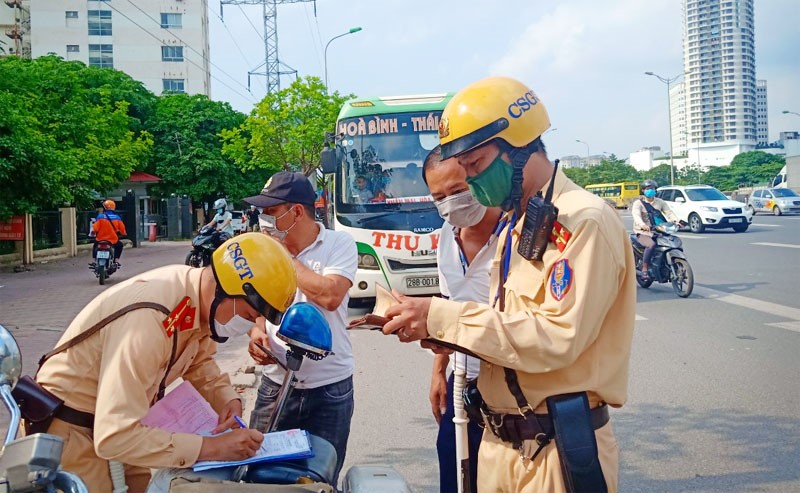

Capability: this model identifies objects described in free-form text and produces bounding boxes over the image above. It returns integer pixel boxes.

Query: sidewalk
[0,241,261,420]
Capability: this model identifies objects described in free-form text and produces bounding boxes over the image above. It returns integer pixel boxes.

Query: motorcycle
[185,226,231,268]
[155,303,410,493]
[0,324,89,493]
[90,240,119,285]
[630,221,694,298]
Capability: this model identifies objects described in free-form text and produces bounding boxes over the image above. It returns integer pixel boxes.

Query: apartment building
[28,0,210,96]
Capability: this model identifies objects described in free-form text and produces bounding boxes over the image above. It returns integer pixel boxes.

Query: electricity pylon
[220,0,315,94]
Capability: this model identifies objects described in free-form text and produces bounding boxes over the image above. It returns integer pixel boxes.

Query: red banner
[0,215,25,241]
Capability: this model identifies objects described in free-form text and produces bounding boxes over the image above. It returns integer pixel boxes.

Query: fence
[31,211,63,251]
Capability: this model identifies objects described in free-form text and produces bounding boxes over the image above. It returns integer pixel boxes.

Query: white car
[656,185,753,233]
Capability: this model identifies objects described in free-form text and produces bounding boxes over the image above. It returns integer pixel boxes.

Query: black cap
[244,171,316,208]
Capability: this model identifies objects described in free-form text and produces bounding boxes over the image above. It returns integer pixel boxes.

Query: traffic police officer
[383,77,636,492]
[35,233,297,492]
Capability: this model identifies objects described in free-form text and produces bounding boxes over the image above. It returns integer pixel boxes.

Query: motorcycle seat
[245,434,337,486]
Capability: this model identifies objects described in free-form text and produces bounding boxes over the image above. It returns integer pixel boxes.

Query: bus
[320,94,452,305]
[585,182,641,208]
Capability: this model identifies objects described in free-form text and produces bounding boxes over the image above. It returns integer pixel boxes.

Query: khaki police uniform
[428,168,636,492]
[36,265,240,493]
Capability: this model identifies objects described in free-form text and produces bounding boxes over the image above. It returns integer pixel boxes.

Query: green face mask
[465,152,514,207]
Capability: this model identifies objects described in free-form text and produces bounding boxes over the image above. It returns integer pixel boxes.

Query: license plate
[729,218,743,223]
[405,276,439,288]
[96,251,111,259]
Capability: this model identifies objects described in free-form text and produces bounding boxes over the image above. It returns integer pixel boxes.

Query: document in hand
[192,429,314,471]
[346,284,484,360]
[141,381,218,434]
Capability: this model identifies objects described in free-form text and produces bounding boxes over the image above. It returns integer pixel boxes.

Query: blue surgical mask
[643,189,656,198]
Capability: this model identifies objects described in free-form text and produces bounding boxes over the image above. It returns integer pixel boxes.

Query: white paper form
[193,429,313,471]
[141,381,219,434]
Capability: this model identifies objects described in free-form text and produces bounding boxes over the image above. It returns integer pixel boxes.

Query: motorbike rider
[91,199,127,265]
[205,198,234,236]
[631,179,680,281]
[34,233,297,492]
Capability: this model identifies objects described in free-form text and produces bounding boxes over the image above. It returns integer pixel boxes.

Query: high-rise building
[670,82,688,156]
[756,79,769,145]
[26,0,210,96]
[681,0,757,154]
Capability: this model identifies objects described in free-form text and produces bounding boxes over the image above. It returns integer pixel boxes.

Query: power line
[209,5,268,96]
[115,0,255,100]
[236,3,264,40]
[303,3,323,75]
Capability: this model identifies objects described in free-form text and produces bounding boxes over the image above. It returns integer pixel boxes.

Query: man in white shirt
[423,146,501,492]
[244,172,358,486]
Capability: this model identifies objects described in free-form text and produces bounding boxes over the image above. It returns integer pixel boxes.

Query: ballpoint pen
[234,415,248,429]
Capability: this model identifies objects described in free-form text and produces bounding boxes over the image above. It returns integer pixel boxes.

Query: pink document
[141,381,219,434]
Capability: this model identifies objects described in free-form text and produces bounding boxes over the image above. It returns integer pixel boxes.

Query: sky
[206,0,800,161]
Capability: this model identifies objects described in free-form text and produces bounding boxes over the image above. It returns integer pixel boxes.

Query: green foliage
[564,155,641,187]
[222,76,352,177]
[144,93,268,203]
[641,163,673,188]
[0,55,153,218]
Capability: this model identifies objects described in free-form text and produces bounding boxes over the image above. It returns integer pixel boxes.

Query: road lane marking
[765,321,800,334]
[635,314,647,321]
[693,285,800,326]
[752,223,781,227]
[750,242,800,249]
[677,234,710,239]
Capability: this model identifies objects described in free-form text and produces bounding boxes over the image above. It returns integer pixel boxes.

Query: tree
[222,76,352,177]
[145,93,269,203]
[0,56,153,218]
[641,163,672,188]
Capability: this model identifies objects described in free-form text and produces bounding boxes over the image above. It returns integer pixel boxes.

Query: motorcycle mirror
[0,324,22,389]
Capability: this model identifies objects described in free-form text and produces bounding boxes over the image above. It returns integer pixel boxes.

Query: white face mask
[214,299,254,339]
[259,209,297,242]
[434,190,487,228]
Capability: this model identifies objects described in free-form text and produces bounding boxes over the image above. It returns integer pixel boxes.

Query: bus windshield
[337,112,440,213]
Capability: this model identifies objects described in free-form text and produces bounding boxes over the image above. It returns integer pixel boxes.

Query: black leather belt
[483,404,609,446]
[56,405,95,429]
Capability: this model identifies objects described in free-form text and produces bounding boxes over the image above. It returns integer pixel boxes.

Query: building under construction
[1,0,30,58]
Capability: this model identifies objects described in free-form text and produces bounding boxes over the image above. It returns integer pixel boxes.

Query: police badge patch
[549,259,573,301]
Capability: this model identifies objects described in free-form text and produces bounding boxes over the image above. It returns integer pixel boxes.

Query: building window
[88,10,112,35]
[163,79,185,94]
[66,11,79,18]
[160,13,182,29]
[66,44,80,52]
[161,46,184,62]
[88,44,113,67]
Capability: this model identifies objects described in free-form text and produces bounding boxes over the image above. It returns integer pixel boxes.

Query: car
[747,188,800,216]
[656,185,753,233]
[229,210,248,234]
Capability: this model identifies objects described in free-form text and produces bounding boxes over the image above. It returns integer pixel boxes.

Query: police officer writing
[383,77,635,492]
[33,233,297,492]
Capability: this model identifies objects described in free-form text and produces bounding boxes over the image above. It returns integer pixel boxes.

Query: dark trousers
[437,373,483,493]
[250,375,354,488]
[637,234,656,265]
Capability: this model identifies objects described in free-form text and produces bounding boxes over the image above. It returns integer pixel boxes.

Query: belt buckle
[517,404,533,419]
[480,408,505,437]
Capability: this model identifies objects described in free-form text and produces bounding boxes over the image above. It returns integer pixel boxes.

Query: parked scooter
[90,240,119,285]
[159,303,410,493]
[630,221,694,298]
[185,226,231,267]
[0,324,89,493]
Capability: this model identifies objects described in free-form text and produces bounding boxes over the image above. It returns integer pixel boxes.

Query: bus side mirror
[320,146,338,174]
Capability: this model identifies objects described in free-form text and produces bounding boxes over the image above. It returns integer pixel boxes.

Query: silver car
[747,188,800,216]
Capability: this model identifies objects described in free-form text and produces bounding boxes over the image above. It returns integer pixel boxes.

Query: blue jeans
[250,375,354,487]
[437,374,483,493]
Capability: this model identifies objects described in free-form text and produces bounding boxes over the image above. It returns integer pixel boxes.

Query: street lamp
[544,127,558,135]
[645,71,687,186]
[324,27,363,88]
[783,110,800,117]
[576,139,590,156]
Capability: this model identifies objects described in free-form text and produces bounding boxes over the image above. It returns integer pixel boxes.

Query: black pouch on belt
[546,392,608,493]
[11,375,64,436]
[462,378,485,426]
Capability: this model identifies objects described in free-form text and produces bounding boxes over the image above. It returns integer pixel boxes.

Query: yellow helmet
[439,77,550,160]
[211,232,297,326]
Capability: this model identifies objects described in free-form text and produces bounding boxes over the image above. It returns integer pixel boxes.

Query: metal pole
[666,80,675,185]
[324,27,362,88]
